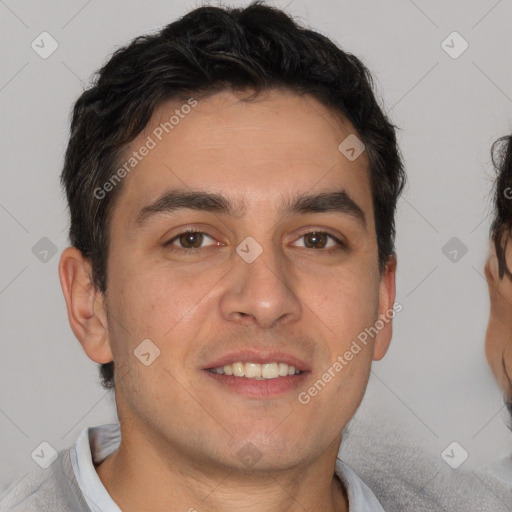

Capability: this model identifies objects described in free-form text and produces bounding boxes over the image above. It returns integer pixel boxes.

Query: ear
[58,246,112,364]
[485,240,499,299]
[373,255,397,361]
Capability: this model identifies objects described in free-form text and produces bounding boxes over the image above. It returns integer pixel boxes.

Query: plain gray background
[1,0,512,493]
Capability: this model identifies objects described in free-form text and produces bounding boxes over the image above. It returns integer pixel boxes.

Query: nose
[219,241,302,329]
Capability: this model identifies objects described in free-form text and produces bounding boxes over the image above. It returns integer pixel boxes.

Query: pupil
[306,232,325,249]
[182,232,202,248]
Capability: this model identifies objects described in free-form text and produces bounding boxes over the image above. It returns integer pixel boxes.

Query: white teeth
[278,363,289,377]
[244,362,261,378]
[232,362,244,377]
[209,361,303,379]
[261,363,279,379]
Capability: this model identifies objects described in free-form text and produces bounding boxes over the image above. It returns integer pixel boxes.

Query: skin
[485,238,512,396]
[59,89,396,512]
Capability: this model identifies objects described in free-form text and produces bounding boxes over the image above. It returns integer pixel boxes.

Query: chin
[226,431,311,466]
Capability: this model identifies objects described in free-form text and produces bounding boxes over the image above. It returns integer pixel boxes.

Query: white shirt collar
[70,424,122,512]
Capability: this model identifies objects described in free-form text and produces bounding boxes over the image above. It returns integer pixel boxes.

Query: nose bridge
[238,235,283,289]
[219,233,302,329]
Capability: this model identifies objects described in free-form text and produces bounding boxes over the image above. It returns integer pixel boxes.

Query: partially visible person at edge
[484,133,512,489]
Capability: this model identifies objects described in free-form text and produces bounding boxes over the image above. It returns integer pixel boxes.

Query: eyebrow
[134,189,366,229]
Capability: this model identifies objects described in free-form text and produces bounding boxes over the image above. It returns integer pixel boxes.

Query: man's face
[485,239,512,396]
[87,89,395,471]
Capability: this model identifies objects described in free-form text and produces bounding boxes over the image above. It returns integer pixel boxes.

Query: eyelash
[164,229,347,254]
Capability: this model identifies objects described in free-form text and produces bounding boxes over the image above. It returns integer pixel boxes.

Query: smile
[208,362,302,379]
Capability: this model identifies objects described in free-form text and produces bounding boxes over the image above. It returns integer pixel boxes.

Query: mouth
[207,361,303,380]
[203,350,310,398]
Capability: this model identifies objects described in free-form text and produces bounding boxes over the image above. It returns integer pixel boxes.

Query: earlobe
[58,247,113,364]
[373,256,397,361]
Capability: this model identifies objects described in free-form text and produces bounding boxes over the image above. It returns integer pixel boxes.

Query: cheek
[110,257,219,324]
[105,260,228,371]
[311,269,380,341]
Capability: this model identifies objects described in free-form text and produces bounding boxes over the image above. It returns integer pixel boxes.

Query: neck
[95,427,348,512]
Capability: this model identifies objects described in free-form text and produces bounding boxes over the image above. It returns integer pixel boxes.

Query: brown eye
[166,231,216,251]
[179,232,204,248]
[304,232,328,249]
[294,231,345,250]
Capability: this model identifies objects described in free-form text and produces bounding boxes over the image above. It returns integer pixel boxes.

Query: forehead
[112,89,373,226]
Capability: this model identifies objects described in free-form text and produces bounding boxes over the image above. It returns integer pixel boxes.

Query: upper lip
[204,348,311,372]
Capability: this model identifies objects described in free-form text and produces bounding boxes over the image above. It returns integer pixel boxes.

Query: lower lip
[203,370,309,398]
